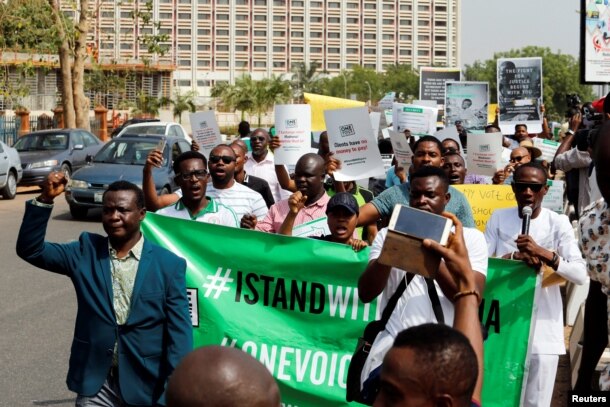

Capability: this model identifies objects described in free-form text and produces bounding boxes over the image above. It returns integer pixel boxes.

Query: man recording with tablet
[356,166,488,403]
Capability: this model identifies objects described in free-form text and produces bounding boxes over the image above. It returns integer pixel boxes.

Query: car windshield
[125,125,166,135]
[13,133,69,151]
[93,139,162,165]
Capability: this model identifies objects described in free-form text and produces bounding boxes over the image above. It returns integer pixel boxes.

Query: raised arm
[278,191,307,236]
[143,149,180,211]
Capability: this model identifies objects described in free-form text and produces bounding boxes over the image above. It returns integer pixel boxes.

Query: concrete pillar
[94,104,109,141]
[15,108,30,136]
[53,105,65,129]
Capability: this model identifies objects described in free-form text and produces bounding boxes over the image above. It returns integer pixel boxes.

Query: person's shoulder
[463,227,485,244]
[448,185,468,199]
[247,174,270,187]
[143,239,185,265]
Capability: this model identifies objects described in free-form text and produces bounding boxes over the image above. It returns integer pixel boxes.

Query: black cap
[326,192,359,215]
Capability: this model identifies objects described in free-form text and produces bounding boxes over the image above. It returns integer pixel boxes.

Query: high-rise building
[89,0,460,103]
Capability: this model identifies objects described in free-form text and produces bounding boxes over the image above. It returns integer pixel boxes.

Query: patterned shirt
[156,197,238,227]
[109,235,144,366]
[578,199,610,391]
[256,192,331,236]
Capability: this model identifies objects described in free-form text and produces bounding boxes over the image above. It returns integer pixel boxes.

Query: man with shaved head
[251,153,330,236]
[492,146,531,184]
[166,346,280,407]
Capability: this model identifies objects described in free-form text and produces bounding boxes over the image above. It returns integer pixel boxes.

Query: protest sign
[466,133,503,177]
[392,103,438,136]
[481,258,539,407]
[378,92,395,110]
[419,67,461,105]
[582,1,610,83]
[453,184,517,232]
[141,214,537,407]
[383,109,393,127]
[532,138,560,162]
[542,180,565,214]
[445,81,489,132]
[274,105,312,165]
[189,111,222,157]
[304,93,366,131]
[369,111,381,139]
[388,130,413,168]
[497,57,543,134]
[433,127,464,154]
[325,107,385,181]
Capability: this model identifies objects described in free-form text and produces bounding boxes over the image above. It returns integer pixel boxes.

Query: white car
[116,121,192,143]
[0,140,23,199]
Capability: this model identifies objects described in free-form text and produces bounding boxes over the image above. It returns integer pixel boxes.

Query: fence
[0,115,102,146]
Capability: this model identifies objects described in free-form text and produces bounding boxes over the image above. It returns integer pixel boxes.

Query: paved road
[0,188,104,406]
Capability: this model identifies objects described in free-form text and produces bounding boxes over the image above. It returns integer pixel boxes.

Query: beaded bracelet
[453,290,481,303]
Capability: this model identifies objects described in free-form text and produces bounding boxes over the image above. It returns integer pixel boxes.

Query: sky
[461,0,581,66]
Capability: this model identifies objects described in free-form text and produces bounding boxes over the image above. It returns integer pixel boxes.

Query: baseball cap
[326,192,359,215]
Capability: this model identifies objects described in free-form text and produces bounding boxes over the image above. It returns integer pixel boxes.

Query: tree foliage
[464,46,595,121]
[170,90,197,124]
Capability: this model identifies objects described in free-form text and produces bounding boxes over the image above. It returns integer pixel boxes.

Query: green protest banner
[480,258,539,407]
[142,214,538,407]
[142,213,374,406]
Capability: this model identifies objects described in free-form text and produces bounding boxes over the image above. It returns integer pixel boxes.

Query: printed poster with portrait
[497,57,543,135]
[444,81,489,132]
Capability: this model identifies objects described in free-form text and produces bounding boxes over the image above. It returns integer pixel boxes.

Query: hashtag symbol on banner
[202,267,233,299]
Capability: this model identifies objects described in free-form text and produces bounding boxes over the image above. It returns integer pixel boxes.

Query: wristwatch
[566,129,575,136]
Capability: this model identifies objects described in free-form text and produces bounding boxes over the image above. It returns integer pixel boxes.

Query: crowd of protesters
[15,90,610,407]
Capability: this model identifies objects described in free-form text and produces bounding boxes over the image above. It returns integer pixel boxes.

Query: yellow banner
[304,93,366,131]
[453,184,516,232]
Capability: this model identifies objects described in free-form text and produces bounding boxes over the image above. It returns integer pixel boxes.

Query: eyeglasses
[512,182,545,192]
[509,155,529,163]
[250,136,266,142]
[209,155,236,164]
[177,169,208,181]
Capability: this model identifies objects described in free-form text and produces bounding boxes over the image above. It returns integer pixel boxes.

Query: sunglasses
[250,136,266,142]
[512,182,545,192]
[509,155,529,163]
[178,169,208,181]
[209,155,236,164]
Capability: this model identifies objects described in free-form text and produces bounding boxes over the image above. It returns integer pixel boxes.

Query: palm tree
[290,61,324,102]
[211,74,255,121]
[131,92,170,118]
[171,90,197,123]
[252,75,291,126]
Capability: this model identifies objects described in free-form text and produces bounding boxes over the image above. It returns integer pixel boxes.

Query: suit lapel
[129,239,152,312]
[98,237,116,319]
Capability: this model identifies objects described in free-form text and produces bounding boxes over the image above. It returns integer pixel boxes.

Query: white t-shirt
[176,181,268,221]
[245,151,291,203]
[361,226,488,386]
[484,207,587,355]
[156,197,238,227]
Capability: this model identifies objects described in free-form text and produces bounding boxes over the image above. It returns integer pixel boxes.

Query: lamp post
[365,81,372,106]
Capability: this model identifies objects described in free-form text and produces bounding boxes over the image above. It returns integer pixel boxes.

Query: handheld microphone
[521,206,532,235]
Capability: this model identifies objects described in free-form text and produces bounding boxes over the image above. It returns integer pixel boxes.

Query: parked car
[116,121,192,143]
[0,140,23,199]
[110,117,160,138]
[13,129,104,187]
[65,135,192,218]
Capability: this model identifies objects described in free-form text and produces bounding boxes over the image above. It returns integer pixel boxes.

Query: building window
[364,33,376,39]
[178,13,191,19]
[329,2,340,8]
[178,44,191,51]
[254,15,267,21]
[382,49,394,55]
[179,60,191,67]
[382,19,394,25]
[346,47,358,54]
[197,60,211,67]
[236,45,248,52]
[198,29,210,35]
[254,30,266,36]
[364,18,375,24]
[435,21,447,27]
[178,29,191,35]
[399,49,412,56]
[198,44,211,51]
[364,3,375,10]
[273,61,286,68]
[382,34,394,40]
[418,5,430,12]
[217,14,229,21]
[121,11,132,18]
[418,20,430,26]
[236,61,248,68]
[346,18,358,24]
[400,34,412,41]
[120,43,133,50]
[364,48,376,55]
[417,50,429,56]
[435,50,447,56]
[254,61,267,67]
[292,1,304,6]
[291,31,304,38]
[236,14,248,21]
[253,45,267,52]
[435,6,447,12]
[216,29,229,36]
[383,4,394,10]
[328,47,340,54]
[327,63,340,69]
[274,31,285,37]
[273,15,286,22]
[217,60,229,67]
[346,32,358,39]
[254,0,267,5]
[159,12,172,19]
[177,80,191,87]
[418,35,430,41]
[400,4,412,11]
[311,16,322,23]
[400,19,412,26]
[236,30,248,36]
[198,13,210,19]
[197,80,211,87]
[291,16,304,22]
[216,44,229,51]
[291,46,304,52]
[310,31,322,38]
[435,35,447,41]
[273,46,285,52]
[310,46,322,53]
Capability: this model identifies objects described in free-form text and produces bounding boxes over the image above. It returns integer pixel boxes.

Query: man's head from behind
[409,166,450,215]
[374,324,478,407]
[412,136,444,171]
[173,151,209,205]
[238,121,251,138]
[102,181,146,244]
[167,346,280,407]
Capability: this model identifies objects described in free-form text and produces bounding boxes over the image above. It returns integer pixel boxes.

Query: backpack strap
[378,273,413,326]
[424,277,445,325]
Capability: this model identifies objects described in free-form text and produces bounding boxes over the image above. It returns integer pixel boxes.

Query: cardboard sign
[533,138,560,162]
[325,107,385,181]
[189,111,222,157]
[392,103,438,136]
[273,105,312,165]
[466,133,503,177]
[453,184,517,232]
[542,180,565,214]
[388,130,413,168]
[445,81,489,132]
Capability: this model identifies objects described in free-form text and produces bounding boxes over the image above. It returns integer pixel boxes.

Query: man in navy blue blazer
[16,173,192,406]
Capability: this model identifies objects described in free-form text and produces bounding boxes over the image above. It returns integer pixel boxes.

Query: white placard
[388,130,413,169]
[189,111,222,157]
[465,133,503,177]
[542,180,565,214]
[273,104,312,165]
[433,127,463,154]
[532,138,561,162]
[393,103,438,136]
[369,112,381,139]
[325,107,386,181]
[378,92,395,110]
[383,109,393,127]
[381,128,391,139]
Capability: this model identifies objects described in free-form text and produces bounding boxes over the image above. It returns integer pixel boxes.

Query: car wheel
[69,205,88,219]
[1,171,17,199]
[61,163,71,179]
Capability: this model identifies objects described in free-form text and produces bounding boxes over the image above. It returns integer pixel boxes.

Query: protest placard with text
[445,81,489,132]
[466,133,503,177]
[189,111,222,157]
[388,130,413,168]
[533,138,560,162]
[274,104,312,165]
[304,93,365,131]
[453,184,517,232]
[325,107,385,181]
[392,103,438,136]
